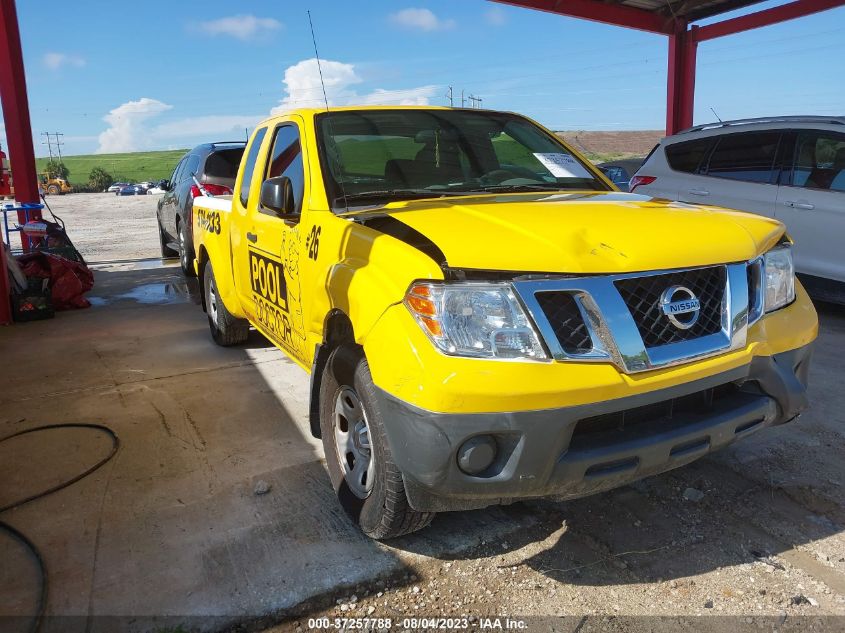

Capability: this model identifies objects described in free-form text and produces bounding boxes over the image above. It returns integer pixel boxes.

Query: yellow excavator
[39,173,73,195]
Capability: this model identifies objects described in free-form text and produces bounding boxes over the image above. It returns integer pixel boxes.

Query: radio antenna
[308,11,330,112]
[307,10,349,213]
[710,107,723,123]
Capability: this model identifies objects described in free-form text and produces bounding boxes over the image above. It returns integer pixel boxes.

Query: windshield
[315,109,608,210]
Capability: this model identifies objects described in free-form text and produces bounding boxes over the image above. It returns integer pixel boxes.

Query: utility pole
[451,88,483,109]
[41,132,54,161]
[52,132,64,162]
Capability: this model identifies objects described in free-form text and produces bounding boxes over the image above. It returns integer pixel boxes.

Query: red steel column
[0,234,9,324]
[0,0,41,217]
[0,0,39,323]
[666,24,698,135]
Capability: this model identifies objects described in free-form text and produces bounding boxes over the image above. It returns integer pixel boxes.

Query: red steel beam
[492,0,678,34]
[0,0,41,323]
[666,25,698,135]
[695,0,845,41]
[0,0,40,212]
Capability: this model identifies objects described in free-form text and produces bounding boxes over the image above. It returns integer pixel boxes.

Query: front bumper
[375,345,812,513]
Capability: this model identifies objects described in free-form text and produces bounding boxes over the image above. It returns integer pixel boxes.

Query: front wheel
[46,184,60,195]
[178,219,196,277]
[320,346,435,539]
[203,263,248,346]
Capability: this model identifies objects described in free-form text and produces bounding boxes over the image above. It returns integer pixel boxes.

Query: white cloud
[96,98,172,154]
[153,114,263,140]
[93,58,439,154]
[43,52,86,70]
[195,14,282,40]
[389,8,455,32]
[272,58,361,112]
[357,87,439,106]
[271,58,438,113]
[484,7,507,26]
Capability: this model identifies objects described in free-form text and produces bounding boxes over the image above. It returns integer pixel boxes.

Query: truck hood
[356,192,785,274]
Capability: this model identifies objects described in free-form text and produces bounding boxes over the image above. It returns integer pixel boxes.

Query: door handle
[246,232,258,243]
[688,189,709,196]
[784,201,814,210]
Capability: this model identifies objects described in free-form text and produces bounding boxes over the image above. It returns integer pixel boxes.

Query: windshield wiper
[462,183,583,193]
[338,189,463,205]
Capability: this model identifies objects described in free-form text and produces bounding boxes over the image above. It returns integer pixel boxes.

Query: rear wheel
[320,346,435,539]
[178,219,197,277]
[203,263,248,346]
[158,221,178,258]
[46,184,59,195]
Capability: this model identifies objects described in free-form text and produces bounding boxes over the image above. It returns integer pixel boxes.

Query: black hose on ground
[0,423,120,633]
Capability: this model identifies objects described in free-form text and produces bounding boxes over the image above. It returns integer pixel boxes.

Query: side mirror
[259,176,297,218]
[160,180,170,191]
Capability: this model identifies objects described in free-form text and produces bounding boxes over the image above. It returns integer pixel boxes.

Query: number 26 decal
[306,225,321,260]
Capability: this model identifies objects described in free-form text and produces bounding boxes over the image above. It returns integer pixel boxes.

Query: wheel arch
[197,245,209,312]
[309,309,356,439]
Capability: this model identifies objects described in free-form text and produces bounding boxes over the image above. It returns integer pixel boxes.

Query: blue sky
[4,0,844,157]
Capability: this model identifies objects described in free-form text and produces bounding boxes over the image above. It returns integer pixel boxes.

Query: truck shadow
[0,263,406,632]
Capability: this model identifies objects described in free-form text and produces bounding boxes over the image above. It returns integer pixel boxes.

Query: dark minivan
[157,142,246,275]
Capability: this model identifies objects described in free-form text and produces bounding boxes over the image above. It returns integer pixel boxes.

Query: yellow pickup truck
[192,106,817,539]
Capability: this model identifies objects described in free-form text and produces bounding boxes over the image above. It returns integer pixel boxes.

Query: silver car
[632,116,845,301]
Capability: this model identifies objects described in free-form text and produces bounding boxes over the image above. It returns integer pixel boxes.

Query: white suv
[631,116,845,298]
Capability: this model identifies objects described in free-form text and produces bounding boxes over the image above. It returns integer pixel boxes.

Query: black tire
[203,263,249,346]
[46,184,59,195]
[320,346,435,539]
[178,219,196,277]
[158,221,178,258]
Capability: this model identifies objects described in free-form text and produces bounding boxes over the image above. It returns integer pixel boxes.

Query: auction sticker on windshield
[533,153,592,179]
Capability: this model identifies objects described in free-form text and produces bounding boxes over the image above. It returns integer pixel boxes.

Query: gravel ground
[16,192,845,632]
[37,191,162,262]
[253,303,845,633]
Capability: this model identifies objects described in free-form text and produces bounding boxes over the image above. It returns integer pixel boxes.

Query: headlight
[763,244,795,313]
[404,282,547,360]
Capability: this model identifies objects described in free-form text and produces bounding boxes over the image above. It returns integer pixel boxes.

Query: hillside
[35,149,188,186]
[31,131,664,188]
[555,130,663,162]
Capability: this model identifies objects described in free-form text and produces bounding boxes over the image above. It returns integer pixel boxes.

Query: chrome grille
[513,262,749,374]
[535,292,592,354]
[614,266,726,348]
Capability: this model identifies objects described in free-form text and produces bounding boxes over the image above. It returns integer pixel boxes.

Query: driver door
[243,119,310,364]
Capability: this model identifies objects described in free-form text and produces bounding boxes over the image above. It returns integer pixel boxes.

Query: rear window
[204,148,245,180]
[665,138,712,174]
[704,132,781,184]
[183,155,200,182]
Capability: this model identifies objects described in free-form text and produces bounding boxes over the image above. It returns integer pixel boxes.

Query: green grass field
[35,149,188,187]
[33,137,611,193]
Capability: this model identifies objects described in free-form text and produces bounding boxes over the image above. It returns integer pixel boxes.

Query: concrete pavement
[0,261,538,632]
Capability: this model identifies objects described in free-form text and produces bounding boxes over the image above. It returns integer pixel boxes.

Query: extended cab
[192,107,818,539]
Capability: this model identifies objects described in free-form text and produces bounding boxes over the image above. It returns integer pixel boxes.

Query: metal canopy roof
[494,0,845,36]
[615,0,766,23]
[493,0,845,135]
